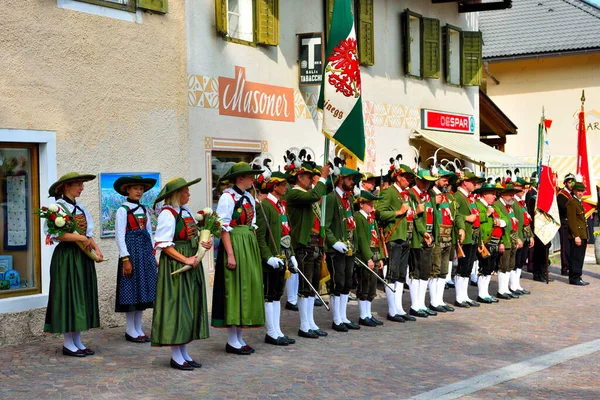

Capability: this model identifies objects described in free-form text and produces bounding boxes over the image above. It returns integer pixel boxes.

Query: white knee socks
[72,331,86,350]
[509,270,518,292]
[273,301,284,337]
[367,301,373,319]
[408,279,419,311]
[63,332,78,352]
[286,274,299,305]
[517,268,525,290]
[298,297,311,332]
[394,281,407,315]
[180,344,193,362]
[307,296,319,331]
[171,346,185,364]
[429,279,438,307]
[134,311,145,337]
[437,277,447,305]
[264,302,278,339]
[236,327,246,347]
[359,300,369,319]
[340,294,351,324]
[477,275,488,299]
[126,311,138,338]
[385,285,397,316]
[227,327,242,349]
[331,296,342,325]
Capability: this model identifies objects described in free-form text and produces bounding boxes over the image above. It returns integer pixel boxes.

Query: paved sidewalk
[1,248,599,399]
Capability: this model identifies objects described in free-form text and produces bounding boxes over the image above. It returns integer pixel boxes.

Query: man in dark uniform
[527,177,554,282]
[567,181,590,286]
[557,173,575,276]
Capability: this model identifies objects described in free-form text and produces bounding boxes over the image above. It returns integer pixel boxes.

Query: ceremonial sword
[354,257,396,293]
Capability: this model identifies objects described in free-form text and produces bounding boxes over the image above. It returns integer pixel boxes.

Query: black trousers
[478,243,499,276]
[295,245,322,298]
[516,245,528,270]
[531,235,550,277]
[263,266,286,302]
[456,244,475,277]
[559,224,571,273]
[326,252,354,296]
[387,238,410,283]
[356,259,377,301]
[409,246,433,280]
[568,239,587,282]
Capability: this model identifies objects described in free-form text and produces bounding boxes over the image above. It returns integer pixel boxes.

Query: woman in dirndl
[212,162,265,355]
[113,176,158,343]
[151,177,211,371]
[44,172,104,357]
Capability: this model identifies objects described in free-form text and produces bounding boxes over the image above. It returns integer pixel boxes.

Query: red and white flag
[535,115,560,245]
[576,98,597,218]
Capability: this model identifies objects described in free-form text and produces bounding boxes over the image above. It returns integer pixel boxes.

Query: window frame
[74,0,136,12]
[402,9,423,79]
[461,30,483,87]
[356,0,375,66]
[444,23,463,87]
[0,142,41,300]
[216,0,279,48]
[421,17,440,79]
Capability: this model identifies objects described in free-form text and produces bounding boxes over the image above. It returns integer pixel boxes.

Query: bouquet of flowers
[171,208,222,276]
[36,204,104,262]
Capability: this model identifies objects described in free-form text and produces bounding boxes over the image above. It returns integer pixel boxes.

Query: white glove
[267,257,284,269]
[332,241,348,254]
[290,256,298,269]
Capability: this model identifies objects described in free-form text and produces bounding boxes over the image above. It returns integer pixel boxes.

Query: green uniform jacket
[566,198,589,240]
[514,199,533,240]
[353,211,382,263]
[454,189,477,245]
[446,192,465,244]
[378,185,414,242]
[256,198,294,264]
[428,190,440,245]
[286,181,327,249]
[407,188,428,248]
[476,200,493,243]
[493,200,513,248]
[325,189,354,252]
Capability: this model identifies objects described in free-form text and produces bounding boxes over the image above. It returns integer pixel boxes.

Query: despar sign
[298,32,323,86]
[421,109,475,134]
[219,66,295,122]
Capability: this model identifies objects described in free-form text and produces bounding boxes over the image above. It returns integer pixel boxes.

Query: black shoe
[445,281,455,289]
[532,275,544,282]
[399,314,417,321]
[424,308,438,316]
[507,292,519,299]
[344,321,361,330]
[561,270,569,276]
[81,348,95,355]
[285,301,299,311]
[348,294,357,301]
[226,343,252,355]
[62,347,86,357]
[466,300,480,307]
[429,305,447,313]
[170,359,194,370]
[313,328,328,337]
[570,279,589,286]
[283,335,296,344]
[125,333,145,343]
[369,316,384,325]
[265,334,289,346]
[314,298,328,307]
[470,280,478,287]
[510,289,524,295]
[496,292,511,300]
[185,359,202,368]
[441,304,455,312]
[242,345,255,353]
[298,329,319,339]
[476,296,494,304]
[519,289,531,295]
[387,314,406,323]
[454,301,470,308]
[489,296,499,303]
[143,335,151,343]
[359,317,376,327]
[409,308,428,318]
[332,322,349,332]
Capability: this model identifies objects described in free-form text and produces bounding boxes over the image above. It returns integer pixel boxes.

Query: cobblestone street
[2,249,599,399]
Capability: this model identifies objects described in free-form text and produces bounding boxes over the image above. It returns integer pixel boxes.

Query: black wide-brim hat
[48,172,96,197]
[113,175,157,196]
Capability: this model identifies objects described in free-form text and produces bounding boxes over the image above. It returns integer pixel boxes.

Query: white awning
[410,129,535,175]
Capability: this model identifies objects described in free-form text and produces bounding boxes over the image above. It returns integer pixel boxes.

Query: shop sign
[421,109,475,134]
[219,66,295,122]
[298,32,324,86]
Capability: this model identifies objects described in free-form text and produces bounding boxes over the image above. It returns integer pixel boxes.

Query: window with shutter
[461,31,482,86]
[256,0,279,46]
[443,24,462,86]
[421,18,440,79]
[74,0,136,12]
[357,0,374,66]
[226,0,255,44]
[402,9,422,78]
[216,0,228,36]
[137,0,167,13]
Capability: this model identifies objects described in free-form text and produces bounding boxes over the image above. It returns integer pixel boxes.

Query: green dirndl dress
[151,209,209,346]
[44,213,100,333]
[211,195,265,328]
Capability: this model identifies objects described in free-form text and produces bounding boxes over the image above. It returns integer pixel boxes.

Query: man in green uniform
[494,184,522,299]
[511,179,533,295]
[325,166,362,332]
[286,162,331,338]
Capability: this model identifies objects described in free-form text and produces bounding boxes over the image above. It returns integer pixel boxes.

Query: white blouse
[216,187,257,232]
[45,198,94,239]
[114,201,155,258]
[154,205,195,249]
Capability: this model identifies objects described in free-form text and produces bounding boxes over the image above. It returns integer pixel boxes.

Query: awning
[410,129,536,175]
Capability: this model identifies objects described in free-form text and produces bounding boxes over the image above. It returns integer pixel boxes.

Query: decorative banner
[99,172,161,238]
[421,109,475,134]
[219,66,295,122]
[576,93,597,218]
[298,32,324,86]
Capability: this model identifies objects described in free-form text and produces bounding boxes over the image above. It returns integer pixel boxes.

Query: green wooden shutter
[357,0,374,66]
[137,0,167,14]
[461,31,482,86]
[422,18,440,79]
[215,0,228,36]
[326,0,335,41]
[402,10,411,75]
[256,0,279,46]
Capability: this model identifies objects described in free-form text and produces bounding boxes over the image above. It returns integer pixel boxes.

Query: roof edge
[484,47,600,62]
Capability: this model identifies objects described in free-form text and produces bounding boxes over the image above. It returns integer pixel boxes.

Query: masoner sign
[421,109,475,134]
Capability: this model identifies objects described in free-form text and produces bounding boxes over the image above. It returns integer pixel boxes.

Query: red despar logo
[219,66,295,122]
[423,110,474,133]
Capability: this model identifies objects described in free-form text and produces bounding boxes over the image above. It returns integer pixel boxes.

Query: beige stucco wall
[486,54,600,158]
[0,0,188,346]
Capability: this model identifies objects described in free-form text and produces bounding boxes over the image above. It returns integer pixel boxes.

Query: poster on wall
[3,175,29,251]
[99,172,161,238]
[298,32,324,87]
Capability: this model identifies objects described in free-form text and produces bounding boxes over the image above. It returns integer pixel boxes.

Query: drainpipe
[484,61,500,85]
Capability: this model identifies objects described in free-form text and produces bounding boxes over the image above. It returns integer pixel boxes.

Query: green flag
[318,0,365,161]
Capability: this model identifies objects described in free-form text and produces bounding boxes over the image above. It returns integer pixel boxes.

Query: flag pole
[536,107,544,179]
[320,138,330,238]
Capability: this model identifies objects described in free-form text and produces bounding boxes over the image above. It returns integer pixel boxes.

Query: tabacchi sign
[421,109,475,134]
[219,66,295,122]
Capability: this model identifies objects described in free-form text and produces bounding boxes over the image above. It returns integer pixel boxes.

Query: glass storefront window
[0,143,40,298]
